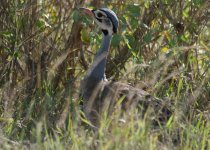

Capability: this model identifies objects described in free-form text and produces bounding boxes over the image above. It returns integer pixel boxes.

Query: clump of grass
[0,0,209,149]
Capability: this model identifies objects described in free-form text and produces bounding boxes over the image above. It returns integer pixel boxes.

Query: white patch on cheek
[93,18,114,35]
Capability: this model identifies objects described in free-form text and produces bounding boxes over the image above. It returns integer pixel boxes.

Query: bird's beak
[79,7,93,17]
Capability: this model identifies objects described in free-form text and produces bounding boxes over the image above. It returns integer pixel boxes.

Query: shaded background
[0,0,209,146]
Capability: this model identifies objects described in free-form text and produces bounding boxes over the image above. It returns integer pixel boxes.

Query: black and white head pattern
[92,8,119,35]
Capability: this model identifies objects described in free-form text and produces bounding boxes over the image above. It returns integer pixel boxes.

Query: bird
[79,7,172,127]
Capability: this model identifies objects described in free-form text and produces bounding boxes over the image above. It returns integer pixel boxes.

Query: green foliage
[0,0,209,149]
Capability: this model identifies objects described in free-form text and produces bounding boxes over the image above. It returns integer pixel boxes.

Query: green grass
[0,0,209,149]
[0,104,209,149]
[0,74,209,149]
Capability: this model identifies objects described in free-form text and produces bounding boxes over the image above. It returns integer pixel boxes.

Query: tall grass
[0,0,209,149]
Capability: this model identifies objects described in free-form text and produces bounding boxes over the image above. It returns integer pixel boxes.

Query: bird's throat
[87,34,112,80]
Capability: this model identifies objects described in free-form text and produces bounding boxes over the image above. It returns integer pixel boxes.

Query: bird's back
[81,79,172,127]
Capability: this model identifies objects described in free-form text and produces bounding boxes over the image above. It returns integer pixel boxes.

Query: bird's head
[80,7,119,36]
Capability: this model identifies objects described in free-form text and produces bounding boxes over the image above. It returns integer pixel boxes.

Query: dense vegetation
[0,0,209,149]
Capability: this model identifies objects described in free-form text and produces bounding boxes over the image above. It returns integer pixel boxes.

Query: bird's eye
[97,12,103,18]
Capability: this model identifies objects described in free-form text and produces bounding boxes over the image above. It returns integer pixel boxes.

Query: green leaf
[125,34,135,47]
[120,16,127,31]
[168,39,177,47]
[166,115,174,128]
[130,18,139,29]
[80,28,90,43]
[131,51,137,57]
[72,10,79,22]
[0,31,13,38]
[36,19,45,29]
[126,4,140,17]
[144,1,150,8]
[192,0,205,6]
[143,32,152,43]
[111,34,122,47]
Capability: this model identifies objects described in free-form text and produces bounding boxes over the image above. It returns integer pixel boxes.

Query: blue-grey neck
[87,34,112,80]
